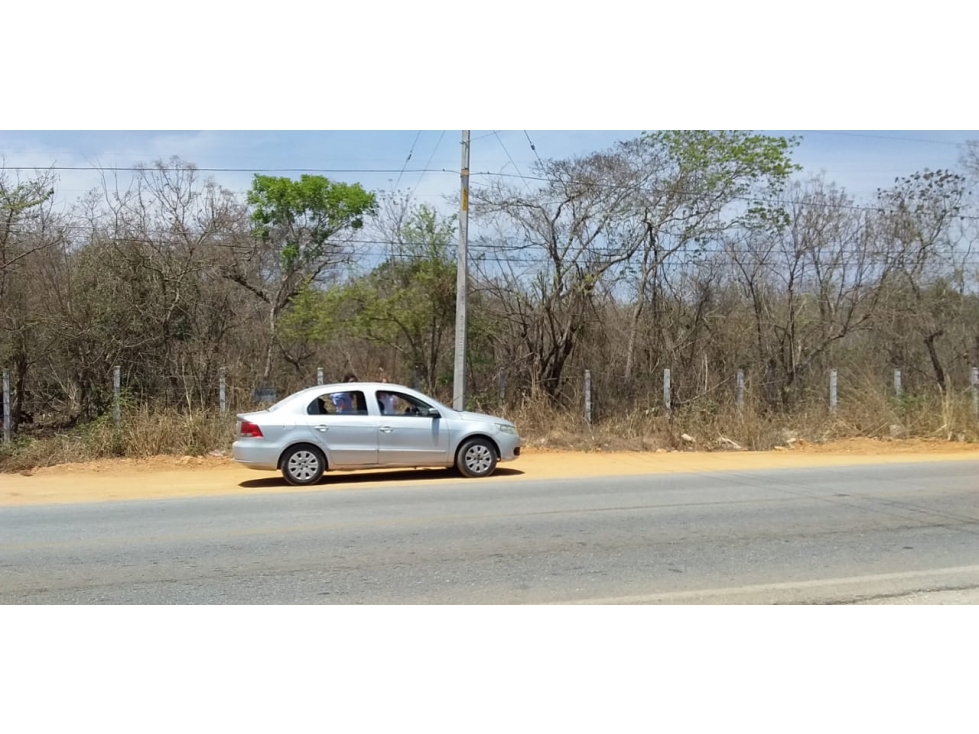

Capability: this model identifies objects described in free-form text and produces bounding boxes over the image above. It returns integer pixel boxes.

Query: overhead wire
[0,165,457,175]
[492,131,533,193]
[393,131,422,190]
[7,224,979,268]
[0,225,555,265]
[470,170,979,221]
[6,139,979,260]
[523,130,545,168]
[410,130,446,200]
[5,146,974,221]
[794,131,969,147]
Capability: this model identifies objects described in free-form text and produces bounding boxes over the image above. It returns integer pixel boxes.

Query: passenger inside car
[308,392,367,415]
[377,391,397,414]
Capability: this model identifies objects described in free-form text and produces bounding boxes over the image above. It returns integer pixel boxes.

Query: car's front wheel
[456,437,498,478]
[281,444,326,486]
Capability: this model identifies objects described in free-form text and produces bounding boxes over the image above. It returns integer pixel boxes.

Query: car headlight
[496,423,517,435]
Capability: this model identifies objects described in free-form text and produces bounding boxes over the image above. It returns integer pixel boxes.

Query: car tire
[280,444,326,486]
[456,437,498,478]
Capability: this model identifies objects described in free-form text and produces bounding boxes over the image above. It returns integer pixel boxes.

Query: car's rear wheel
[281,444,326,486]
[456,437,498,478]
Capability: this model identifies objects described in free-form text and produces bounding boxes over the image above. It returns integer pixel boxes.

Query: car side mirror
[427,408,441,418]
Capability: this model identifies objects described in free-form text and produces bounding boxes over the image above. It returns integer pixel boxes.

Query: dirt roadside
[1,438,977,507]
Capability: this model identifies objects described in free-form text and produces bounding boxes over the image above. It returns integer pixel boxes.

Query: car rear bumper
[232,441,279,471]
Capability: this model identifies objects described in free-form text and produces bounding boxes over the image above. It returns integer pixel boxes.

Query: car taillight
[240,421,264,438]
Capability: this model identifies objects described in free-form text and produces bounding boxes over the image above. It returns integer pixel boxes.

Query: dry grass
[497,383,979,454]
[0,407,237,473]
[1,385,976,472]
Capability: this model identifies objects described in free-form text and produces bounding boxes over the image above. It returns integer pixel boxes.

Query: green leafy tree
[225,174,376,382]
[285,203,457,393]
[1,170,56,295]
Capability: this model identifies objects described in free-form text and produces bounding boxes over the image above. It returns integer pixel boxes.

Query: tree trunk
[626,235,658,381]
[263,304,278,384]
[625,261,653,381]
[624,299,643,382]
[11,348,28,432]
[923,330,946,395]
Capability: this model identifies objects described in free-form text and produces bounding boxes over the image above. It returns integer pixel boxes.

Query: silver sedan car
[232,382,522,485]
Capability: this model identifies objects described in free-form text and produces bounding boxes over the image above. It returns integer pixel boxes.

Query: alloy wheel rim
[288,451,320,481]
[465,445,493,474]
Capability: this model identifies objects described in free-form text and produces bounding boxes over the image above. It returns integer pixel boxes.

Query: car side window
[376,390,398,415]
[379,391,432,417]
[307,391,368,415]
[307,396,331,415]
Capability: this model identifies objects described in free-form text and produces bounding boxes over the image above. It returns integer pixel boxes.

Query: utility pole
[453,131,470,411]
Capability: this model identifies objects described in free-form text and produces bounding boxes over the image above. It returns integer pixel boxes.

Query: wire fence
[3,364,978,443]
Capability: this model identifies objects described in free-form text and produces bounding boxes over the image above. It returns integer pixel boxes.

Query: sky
[1,130,976,216]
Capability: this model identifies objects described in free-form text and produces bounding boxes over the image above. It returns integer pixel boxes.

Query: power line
[471,170,979,220]
[492,131,532,193]
[393,131,422,190]
[410,131,446,200]
[1,165,458,175]
[0,225,565,262]
[8,225,979,266]
[523,130,545,167]
[794,131,971,148]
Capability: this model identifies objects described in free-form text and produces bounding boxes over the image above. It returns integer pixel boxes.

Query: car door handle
[379,426,393,433]
[315,425,329,432]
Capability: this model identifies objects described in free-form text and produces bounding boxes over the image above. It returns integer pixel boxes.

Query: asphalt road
[2,461,978,604]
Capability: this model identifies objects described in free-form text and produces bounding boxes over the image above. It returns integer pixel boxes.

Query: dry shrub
[0,408,237,472]
[497,378,978,453]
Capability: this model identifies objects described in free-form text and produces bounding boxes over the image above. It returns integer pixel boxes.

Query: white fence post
[893,369,902,399]
[736,369,745,416]
[829,368,838,414]
[219,368,227,414]
[317,367,324,386]
[113,365,121,426]
[584,369,592,425]
[2,369,10,444]
[663,368,672,414]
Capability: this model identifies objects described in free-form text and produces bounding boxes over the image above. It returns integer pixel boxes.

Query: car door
[298,391,379,467]
[375,390,450,467]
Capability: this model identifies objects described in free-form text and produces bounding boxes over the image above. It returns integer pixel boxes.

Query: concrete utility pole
[453,131,471,411]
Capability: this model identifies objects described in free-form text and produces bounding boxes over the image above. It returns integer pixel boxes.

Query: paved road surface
[2,461,978,604]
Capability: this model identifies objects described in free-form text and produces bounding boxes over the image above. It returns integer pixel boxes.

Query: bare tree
[0,167,61,430]
[472,151,640,399]
[877,170,967,394]
[615,131,800,382]
[726,178,887,410]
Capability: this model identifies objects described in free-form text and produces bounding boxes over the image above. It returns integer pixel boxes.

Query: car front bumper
[496,433,522,462]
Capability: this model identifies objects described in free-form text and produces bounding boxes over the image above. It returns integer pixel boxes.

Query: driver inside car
[377,390,396,414]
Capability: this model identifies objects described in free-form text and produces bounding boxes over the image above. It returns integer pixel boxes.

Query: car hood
[458,410,512,426]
